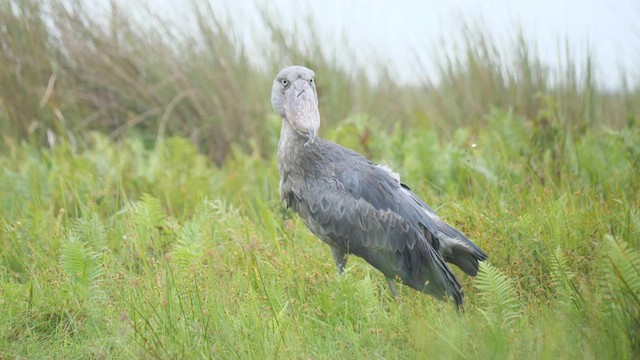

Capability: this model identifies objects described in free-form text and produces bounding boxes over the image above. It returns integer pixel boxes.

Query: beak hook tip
[304,132,316,146]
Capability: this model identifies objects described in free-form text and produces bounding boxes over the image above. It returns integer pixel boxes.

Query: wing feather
[283,141,468,306]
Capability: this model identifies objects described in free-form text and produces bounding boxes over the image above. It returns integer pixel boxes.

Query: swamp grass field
[1,0,640,358]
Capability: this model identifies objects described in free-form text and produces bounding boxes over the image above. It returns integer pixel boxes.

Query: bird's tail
[437,221,488,276]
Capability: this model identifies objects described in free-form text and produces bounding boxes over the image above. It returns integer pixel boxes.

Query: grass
[1,117,639,358]
[1,0,640,358]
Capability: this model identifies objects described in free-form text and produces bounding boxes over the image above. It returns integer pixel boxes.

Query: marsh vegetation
[1,1,639,358]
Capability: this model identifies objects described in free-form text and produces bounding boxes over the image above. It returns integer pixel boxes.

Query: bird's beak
[283,79,320,145]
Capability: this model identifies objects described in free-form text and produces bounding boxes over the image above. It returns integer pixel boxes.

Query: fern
[173,220,204,271]
[475,262,519,327]
[73,211,107,248]
[195,198,241,223]
[60,234,102,301]
[549,247,585,314]
[195,198,243,246]
[601,234,640,349]
[125,193,167,252]
[130,193,165,233]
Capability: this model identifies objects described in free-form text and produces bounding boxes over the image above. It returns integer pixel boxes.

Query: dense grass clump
[1,118,639,358]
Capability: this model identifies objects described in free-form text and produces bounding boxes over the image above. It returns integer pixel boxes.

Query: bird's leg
[386,276,400,299]
[330,245,348,275]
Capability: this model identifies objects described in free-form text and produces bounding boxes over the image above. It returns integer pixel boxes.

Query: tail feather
[436,220,488,276]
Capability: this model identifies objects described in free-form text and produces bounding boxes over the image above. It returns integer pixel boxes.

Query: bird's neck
[279,118,306,146]
[278,119,320,177]
[278,120,307,158]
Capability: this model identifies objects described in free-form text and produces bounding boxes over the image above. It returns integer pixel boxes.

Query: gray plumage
[272,65,487,308]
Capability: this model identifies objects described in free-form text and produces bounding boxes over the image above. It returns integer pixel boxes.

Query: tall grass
[2,0,639,162]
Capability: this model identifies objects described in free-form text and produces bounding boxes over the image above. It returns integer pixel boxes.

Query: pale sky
[97,0,639,88]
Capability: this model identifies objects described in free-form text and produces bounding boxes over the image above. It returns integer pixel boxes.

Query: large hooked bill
[284,79,320,146]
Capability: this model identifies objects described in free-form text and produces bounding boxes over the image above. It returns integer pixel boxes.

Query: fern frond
[601,234,640,350]
[549,247,584,313]
[125,193,167,251]
[132,193,165,231]
[173,220,204,270]
[604,234,640,309]
[60,234,102,300]
[550,247,571,285]
[73,211,107,248]
[195,198,243,246]
[475,262,519,326]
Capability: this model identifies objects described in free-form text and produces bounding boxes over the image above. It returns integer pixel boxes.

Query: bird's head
[271,65,320,145]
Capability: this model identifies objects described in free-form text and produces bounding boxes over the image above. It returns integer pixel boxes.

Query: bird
[272,65,487,308]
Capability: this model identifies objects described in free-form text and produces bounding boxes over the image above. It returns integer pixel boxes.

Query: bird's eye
[309,78,314,84]
[281,79,288,86]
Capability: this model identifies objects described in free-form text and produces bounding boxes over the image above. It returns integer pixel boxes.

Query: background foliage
[1,0,639,358]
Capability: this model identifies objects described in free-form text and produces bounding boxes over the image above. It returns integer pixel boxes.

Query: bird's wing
[304,176,424,252]
[300,156,462,304]
[304,151,441,252]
